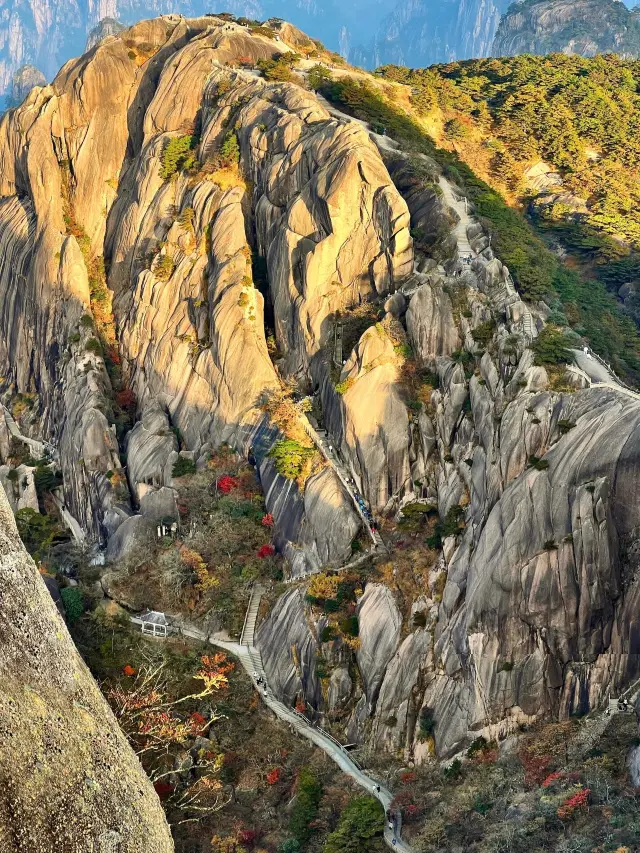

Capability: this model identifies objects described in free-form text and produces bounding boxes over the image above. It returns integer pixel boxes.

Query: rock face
[0,17,411,561]
[351,0,513,68]
[253,153,640,761]
[493,0,640,58]
[86,17,126,51]
[0,483,173,852]
[8,64,46,106]
[3,11,640,774]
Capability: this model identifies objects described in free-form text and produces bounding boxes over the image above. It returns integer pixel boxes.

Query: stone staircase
[240,583,265,647]
[438,176,474,259]
[300,417,384,550]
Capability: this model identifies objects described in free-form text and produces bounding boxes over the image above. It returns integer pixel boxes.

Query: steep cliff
[493,0,640,57]
[351,0,513,69]
[2,8,640,793]
[0,16,410,565]
[0,482,173,852]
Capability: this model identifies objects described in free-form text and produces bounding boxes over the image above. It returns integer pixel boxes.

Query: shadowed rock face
[0,484,173,853]
[493,0,640,58]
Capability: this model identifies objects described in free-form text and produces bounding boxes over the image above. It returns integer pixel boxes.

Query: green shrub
[467,736,488,757]
[444,117,468,140]
[419,707,436,740]
[159,134,197,180]
[531,326,572,366]
[558,419,576,433]
[34,465,62,496]
[219,131,240,167]
[178,207,195,229]
[267,440,315,480]
[471,319,496,346]
[85,338,102,355]
[6,469,19,482]
[308,64,331,90]
[289,768,322,844]
[320,626,336,643]
[172,457,197,478]
[529,455,550,471]
[257,57,297,82]
[15,508,63,557]
[443,758,462,781]
[79,314,94,328]
[335,378,354,395]
[279,840,301,853]
[340,615,359,637]
[154,254,175,282]
[61,587,85,623]
[323,796,384,853]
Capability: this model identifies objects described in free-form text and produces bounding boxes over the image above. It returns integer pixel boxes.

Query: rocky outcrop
[356,583,402,708]
[259,458,361,578]
[4,11,640,774]
[0,16,411,560]
[493,0,640,58]
[256,587,323,709]
[86,17,126,51]
[321,323,412,512]
[407,279,460,362]
[8,64,46,106]
[0,482,173,852]
[0,463,38,512]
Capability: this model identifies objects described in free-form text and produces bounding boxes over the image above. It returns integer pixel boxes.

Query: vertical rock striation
[0,483,173,852]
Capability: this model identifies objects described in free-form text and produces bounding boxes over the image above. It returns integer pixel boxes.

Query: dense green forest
[314,69,640,383]
[374,56,640,348]
[378,54,640,246]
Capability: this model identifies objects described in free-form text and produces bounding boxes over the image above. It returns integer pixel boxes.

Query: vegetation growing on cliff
[319,73,640,383]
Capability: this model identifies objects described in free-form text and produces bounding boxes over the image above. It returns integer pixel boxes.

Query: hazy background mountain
[1,0,640,104]
[493,0,640,59]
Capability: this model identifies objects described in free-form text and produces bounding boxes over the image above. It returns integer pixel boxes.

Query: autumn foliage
[266,767,282,785]
[257,544,275,558]
[218,475,239,493]
[557,787,590,819]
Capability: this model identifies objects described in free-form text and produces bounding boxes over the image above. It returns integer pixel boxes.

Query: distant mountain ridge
[2,0,640,105]
[493,0,640,57]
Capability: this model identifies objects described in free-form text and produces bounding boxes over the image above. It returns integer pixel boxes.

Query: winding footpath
[571,348,640,402]
[178,585,411,852]
[437,177,474,258]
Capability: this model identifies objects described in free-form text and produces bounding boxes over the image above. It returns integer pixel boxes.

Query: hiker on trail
[374,784,381,794]
[387,821,394,831]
